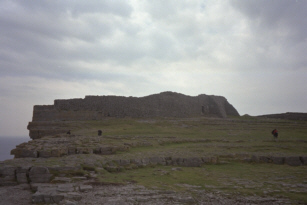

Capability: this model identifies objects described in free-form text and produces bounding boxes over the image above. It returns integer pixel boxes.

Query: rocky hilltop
[28,92,239,139]
[257,112,307,121]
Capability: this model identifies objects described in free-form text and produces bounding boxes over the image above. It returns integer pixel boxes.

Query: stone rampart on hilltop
[28,92,240,139]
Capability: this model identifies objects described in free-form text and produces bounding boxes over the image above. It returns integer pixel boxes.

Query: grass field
[66,116,307,203]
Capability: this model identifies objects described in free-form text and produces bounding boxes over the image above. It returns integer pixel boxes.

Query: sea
[0,136,30,161]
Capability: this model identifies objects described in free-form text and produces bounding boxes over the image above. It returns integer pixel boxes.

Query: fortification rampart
[28,92,240,139]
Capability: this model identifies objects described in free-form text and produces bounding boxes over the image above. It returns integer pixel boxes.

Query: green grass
[73,116,307,203]
[97,162,307,203]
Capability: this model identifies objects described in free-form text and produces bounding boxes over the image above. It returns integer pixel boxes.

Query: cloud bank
[1,0,306,136]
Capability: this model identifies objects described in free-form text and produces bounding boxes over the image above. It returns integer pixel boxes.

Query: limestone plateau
[27,92,239,139]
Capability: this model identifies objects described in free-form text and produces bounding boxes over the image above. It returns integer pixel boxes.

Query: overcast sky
[1,0,306,137]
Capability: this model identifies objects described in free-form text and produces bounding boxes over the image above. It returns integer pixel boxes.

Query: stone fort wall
[32,92,239,121]
[28,92,240,139]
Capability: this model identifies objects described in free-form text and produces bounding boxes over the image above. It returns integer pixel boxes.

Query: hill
[1,94,307,204]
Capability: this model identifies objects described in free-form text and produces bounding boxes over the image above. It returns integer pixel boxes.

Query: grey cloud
[15,0,133,17]
[231,0,307,37]
[0,0,306,133]
[230,0,307,70]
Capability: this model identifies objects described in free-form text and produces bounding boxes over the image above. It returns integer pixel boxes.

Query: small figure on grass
[98,130,102,136]
[271,128,278,141]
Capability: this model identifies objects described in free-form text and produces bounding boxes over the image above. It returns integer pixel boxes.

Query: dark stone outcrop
[27,92,239,139]
[257,112,307,121]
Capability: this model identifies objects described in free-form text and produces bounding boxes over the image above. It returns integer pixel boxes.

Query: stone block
[210,156,219,164]
[16,166,30,173]
[183,157,202,167]
[38,150,52,158]
[259,156,271,163]
[201,157,212,164]
[13,149,38,158]
[300,156,307,165]
[93,147,101,154]
[52,177,72,183]
[51,149,63,157]
[119,159,130,166]
[61,200,78,205]
[100,146,116,155]
[16,173,28,183]
[117,145,130,151]
[65,192,82,201]
[285,156,302,166]
[1,167,16,177]
[141,158,150,166]
[57,184,75,192]
[130,159,143,167]
[68,147,76,155]
[79,185,93,192]
[105,166,119,172]
[171,157,183,166]
[29,167,53,183]
[149,157,166,165]
[52,194,65,203]
[32,192,44,203]
[271,156,285,165]
[250,155,259,162]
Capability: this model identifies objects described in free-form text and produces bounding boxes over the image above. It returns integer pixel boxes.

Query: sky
[0,0,306,137]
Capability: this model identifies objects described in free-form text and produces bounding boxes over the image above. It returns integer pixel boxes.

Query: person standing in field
[271,128,278,141]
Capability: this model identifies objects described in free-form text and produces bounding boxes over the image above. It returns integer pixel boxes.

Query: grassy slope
[65,116,307,203]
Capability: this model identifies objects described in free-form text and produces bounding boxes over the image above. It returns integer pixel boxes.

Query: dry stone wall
[28,92,239,139]
[32,92,239,121]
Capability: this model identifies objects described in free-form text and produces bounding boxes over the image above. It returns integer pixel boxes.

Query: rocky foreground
[0,171,296,205]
